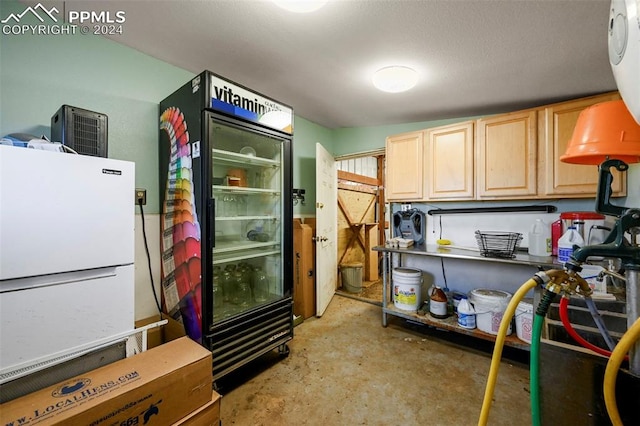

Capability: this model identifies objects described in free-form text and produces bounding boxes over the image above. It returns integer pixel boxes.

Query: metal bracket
[595,158,629,217]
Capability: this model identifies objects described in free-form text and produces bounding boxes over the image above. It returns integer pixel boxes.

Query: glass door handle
[209,199,216,248]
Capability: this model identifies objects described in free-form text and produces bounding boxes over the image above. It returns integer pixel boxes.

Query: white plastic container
[528,219,551,257]
[393,268,422,312]
[515,298,534,343]
[469,288,513,335]
[579,264,607,295]
[557,226,584,263]
[457,297,476,329]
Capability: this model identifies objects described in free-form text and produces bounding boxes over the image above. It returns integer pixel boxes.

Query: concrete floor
[218,295,532,425]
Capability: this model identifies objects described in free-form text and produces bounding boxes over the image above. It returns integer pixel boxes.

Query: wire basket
[475,230,523,259]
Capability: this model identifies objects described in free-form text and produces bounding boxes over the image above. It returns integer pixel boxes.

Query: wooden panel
[426,121,474,200]
[476,110,537,198]
[385,131,424,200]
[338,170,379,186]
[337,184,379,284]
[293,219,315,319]
[364,224,378,280]
[337,189,375,266]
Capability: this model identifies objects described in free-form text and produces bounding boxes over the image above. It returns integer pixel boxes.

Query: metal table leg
[382,251,389,327]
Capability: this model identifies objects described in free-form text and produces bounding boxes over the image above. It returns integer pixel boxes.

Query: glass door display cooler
[159,71,293,382]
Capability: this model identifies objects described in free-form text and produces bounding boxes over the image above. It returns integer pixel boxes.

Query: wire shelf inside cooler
[212,248,281,265]
[212,149,279,167]
[213,239,279,253]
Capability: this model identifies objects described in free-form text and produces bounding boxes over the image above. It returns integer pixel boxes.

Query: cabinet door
[426,121,474,200]
[539,93,626,197]
[476,110,537,199]
[385,131,424,201]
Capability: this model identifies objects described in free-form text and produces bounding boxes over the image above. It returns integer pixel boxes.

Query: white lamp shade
[372,66,419,93]
[273,0,328,13]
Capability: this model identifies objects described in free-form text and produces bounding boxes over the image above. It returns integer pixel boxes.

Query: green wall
[0,0,328,215]
[0,2,192,212]
[292,116,333,216]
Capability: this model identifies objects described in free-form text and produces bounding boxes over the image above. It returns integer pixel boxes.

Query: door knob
[316,202,324,209]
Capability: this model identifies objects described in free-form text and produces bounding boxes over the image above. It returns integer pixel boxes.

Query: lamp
[561,100,640,165]
[273,0,328,13]
[372,66,418,93]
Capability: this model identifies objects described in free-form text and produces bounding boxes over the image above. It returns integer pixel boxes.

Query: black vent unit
[51,105,108,157]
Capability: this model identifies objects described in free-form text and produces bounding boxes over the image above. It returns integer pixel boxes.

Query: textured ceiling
[91,0,616,129]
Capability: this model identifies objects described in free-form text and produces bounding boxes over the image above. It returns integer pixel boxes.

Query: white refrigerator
[0,145,135,377]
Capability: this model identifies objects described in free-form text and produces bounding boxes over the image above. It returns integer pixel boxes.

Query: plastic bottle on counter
[528,219,551,257]
[457,297,476,329]
[557,226,584,263]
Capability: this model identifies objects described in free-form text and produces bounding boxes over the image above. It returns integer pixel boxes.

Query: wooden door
[315,143,337,317]
[385,131,424,200]
[476,110,537,199]
[426,121,475,200]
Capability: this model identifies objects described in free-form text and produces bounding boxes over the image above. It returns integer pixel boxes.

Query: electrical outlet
[135,188,147,205]
[401,203,411,211]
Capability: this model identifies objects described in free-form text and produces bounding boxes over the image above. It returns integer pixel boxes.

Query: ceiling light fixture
[273,0,328,13]
[372,66,419,93]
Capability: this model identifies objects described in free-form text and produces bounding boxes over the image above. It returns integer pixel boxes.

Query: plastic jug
[557,226,584,263]
[457,297,476,329]
[528,219,551,257]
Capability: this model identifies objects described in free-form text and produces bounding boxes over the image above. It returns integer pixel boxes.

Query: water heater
[609,0,640,123]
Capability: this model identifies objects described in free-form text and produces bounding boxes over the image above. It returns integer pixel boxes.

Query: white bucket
[469,289,513,335]
[393,268,422,312]
[515,298,534,344]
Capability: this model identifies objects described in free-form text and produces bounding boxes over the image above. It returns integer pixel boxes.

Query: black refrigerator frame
[159,71,294,382]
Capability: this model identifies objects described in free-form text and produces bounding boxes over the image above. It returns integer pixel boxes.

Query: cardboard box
[135,314,186,350]
[0,337,212,426]
[172,391,221,426]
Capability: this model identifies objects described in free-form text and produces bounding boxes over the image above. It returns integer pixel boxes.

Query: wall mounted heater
[51,105,108,157]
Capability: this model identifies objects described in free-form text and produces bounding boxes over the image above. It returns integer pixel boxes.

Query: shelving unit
[383,303,531,351]
[211,149,282,267]
[374,244,560,350]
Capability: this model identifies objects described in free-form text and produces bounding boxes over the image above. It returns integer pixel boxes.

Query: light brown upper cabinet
[384,91,626,202]
[538,92,626,198]
[476,110,538,199]
[425,121,475,200]
[385,130,424,201]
